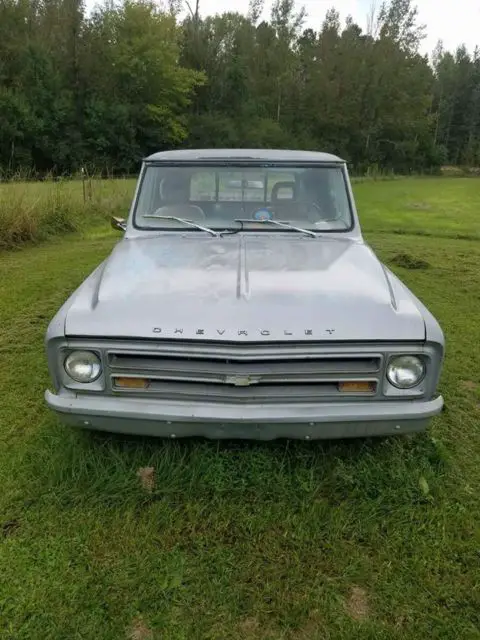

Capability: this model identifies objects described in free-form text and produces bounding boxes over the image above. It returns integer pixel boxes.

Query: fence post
[82,167,86,204]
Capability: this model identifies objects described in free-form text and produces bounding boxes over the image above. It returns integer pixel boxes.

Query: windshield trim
[132,161,355,234]
[143,159,346,168]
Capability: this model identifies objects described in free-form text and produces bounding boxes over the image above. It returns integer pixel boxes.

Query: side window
[243,176,265,201]
[274,184,294,200]
[218,172,243,201]
[218,172,267,202]
[267,173,295,202]
[190,172,216,201]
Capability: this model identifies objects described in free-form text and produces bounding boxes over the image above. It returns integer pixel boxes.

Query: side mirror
[111,216,127,232]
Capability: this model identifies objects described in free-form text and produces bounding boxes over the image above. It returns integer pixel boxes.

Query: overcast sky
[180,0,480,56]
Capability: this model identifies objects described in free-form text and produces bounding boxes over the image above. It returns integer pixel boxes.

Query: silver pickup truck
[45,149,444,440]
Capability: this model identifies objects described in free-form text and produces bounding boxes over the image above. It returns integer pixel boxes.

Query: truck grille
[106,342,382,403]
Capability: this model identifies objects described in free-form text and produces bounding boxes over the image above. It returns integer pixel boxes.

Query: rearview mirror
[111,216,126,232]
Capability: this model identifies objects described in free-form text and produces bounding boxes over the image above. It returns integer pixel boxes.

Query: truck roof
[145,149,344,163]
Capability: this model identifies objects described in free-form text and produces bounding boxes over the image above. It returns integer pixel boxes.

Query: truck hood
[65,234,425,342]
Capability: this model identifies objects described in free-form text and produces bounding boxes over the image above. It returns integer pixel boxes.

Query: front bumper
[45,390,443,440]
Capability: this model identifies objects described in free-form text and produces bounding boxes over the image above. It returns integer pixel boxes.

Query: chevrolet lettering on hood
[44,148,445,441]
[152,328,333,337]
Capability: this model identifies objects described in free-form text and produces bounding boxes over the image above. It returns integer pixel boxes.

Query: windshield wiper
[142,215,219,237]
[234,218,317,238]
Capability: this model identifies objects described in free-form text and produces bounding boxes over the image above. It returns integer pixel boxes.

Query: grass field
[0,177,479,639]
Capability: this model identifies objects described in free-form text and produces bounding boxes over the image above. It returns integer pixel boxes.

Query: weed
[390,253,430,269]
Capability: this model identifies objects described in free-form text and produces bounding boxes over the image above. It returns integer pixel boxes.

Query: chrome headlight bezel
[386,355,426,389]
[64,350,102,383]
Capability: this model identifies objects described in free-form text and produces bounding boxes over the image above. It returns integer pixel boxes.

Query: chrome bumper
[45,390,443,440]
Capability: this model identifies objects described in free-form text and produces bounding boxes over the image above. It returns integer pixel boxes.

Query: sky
[184,0,480,56]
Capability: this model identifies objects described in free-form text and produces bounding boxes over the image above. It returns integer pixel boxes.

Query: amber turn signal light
[338,381,376,393]
[114,377,150,389]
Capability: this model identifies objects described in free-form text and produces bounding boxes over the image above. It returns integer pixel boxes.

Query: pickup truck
[45,149,444,439]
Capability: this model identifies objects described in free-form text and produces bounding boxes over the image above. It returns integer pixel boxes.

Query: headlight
[64,350,102,383]
[386,355,425,389]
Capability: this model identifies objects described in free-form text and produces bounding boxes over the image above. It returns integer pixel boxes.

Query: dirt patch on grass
[390,253,430,270]
[345,586,369,621]
[407,202,432,211]
[461,380,480,409]
[238,617,262,636]
[461,380,479,392]
[128,617,153,640]
[236,616,279,639]
[291,610,325,639]
[137,467,155,493]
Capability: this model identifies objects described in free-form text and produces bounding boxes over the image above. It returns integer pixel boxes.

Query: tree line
[0,0,479,176]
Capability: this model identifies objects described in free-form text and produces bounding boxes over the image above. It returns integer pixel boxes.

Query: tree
[0,0,478,174]
[377,0,425,53]
[0,0,203,173]
[433,44,480,165]
[248,0,264,24]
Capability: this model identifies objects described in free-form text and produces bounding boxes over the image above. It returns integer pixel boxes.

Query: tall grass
[0,178,135,249]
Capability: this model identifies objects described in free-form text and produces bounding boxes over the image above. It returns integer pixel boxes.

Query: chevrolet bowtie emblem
[225,375,261,387]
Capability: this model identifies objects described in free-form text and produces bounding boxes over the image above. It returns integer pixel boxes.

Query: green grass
[0,178,479,639]
[355,177,480,240]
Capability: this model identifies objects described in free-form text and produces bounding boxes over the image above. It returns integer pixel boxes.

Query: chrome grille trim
[106,342,383,403]
[108,354,381,376]
[108,341,383,364]
[110,378,378,403]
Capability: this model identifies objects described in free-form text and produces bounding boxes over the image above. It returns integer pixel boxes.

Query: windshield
[134,164,353,232]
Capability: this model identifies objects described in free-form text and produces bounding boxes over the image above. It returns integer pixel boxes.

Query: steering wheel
[153,204,206,221]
